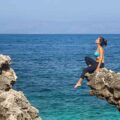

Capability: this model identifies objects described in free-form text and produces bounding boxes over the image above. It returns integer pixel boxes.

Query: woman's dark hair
[99,36,107,47]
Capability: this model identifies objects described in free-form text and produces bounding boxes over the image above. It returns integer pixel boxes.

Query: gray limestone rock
[0,54,42,120]
[86,68,120,111]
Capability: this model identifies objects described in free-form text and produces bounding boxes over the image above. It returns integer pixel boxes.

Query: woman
[74,36,107,89]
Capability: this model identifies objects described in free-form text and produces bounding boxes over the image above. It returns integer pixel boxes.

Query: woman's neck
[97,44,102,48]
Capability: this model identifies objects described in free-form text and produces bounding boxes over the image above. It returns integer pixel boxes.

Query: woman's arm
[96,47,104,72]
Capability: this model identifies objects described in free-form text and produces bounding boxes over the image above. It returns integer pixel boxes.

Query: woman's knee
[85,56,89,60]
[84,56,91,61]
[85,56,88,63]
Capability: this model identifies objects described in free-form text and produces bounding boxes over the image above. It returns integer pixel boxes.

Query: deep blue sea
[0,34,120,120]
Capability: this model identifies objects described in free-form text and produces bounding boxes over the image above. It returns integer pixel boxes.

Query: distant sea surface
[0,34,120,120]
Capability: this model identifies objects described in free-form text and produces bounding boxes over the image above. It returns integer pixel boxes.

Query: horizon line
[0,33,120,35]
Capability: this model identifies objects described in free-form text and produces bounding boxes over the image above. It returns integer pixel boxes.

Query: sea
[0,34,120,120]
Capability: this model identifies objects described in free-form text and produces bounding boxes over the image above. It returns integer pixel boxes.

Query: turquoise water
[0,34,120,120]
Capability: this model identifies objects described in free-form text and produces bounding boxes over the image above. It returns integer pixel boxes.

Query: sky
[0,0,120,34]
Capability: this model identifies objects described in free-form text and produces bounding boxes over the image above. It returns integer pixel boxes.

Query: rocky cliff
[0,54,42,120]
[86,68,120,111]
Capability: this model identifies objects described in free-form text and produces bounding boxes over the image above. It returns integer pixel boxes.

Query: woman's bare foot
[74,80,82,89]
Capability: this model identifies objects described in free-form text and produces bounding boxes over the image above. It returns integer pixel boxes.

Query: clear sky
[0,0,120,34]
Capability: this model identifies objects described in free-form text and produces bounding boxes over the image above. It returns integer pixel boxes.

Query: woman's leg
[74,64,97,88]
[85,56,96,66]
[80,65,96,79]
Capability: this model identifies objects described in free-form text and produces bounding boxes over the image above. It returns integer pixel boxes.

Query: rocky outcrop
[0,54,42,120]
[86,68,120,111]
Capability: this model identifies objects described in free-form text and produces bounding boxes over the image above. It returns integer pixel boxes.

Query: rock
[0,54,42,120]
[0,90,41,120]
[0,68,17,91]
[86,68,120,111]
[0,54,17,91]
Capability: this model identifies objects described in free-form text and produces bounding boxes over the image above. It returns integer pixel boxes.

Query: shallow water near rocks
[0,34,120,120]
